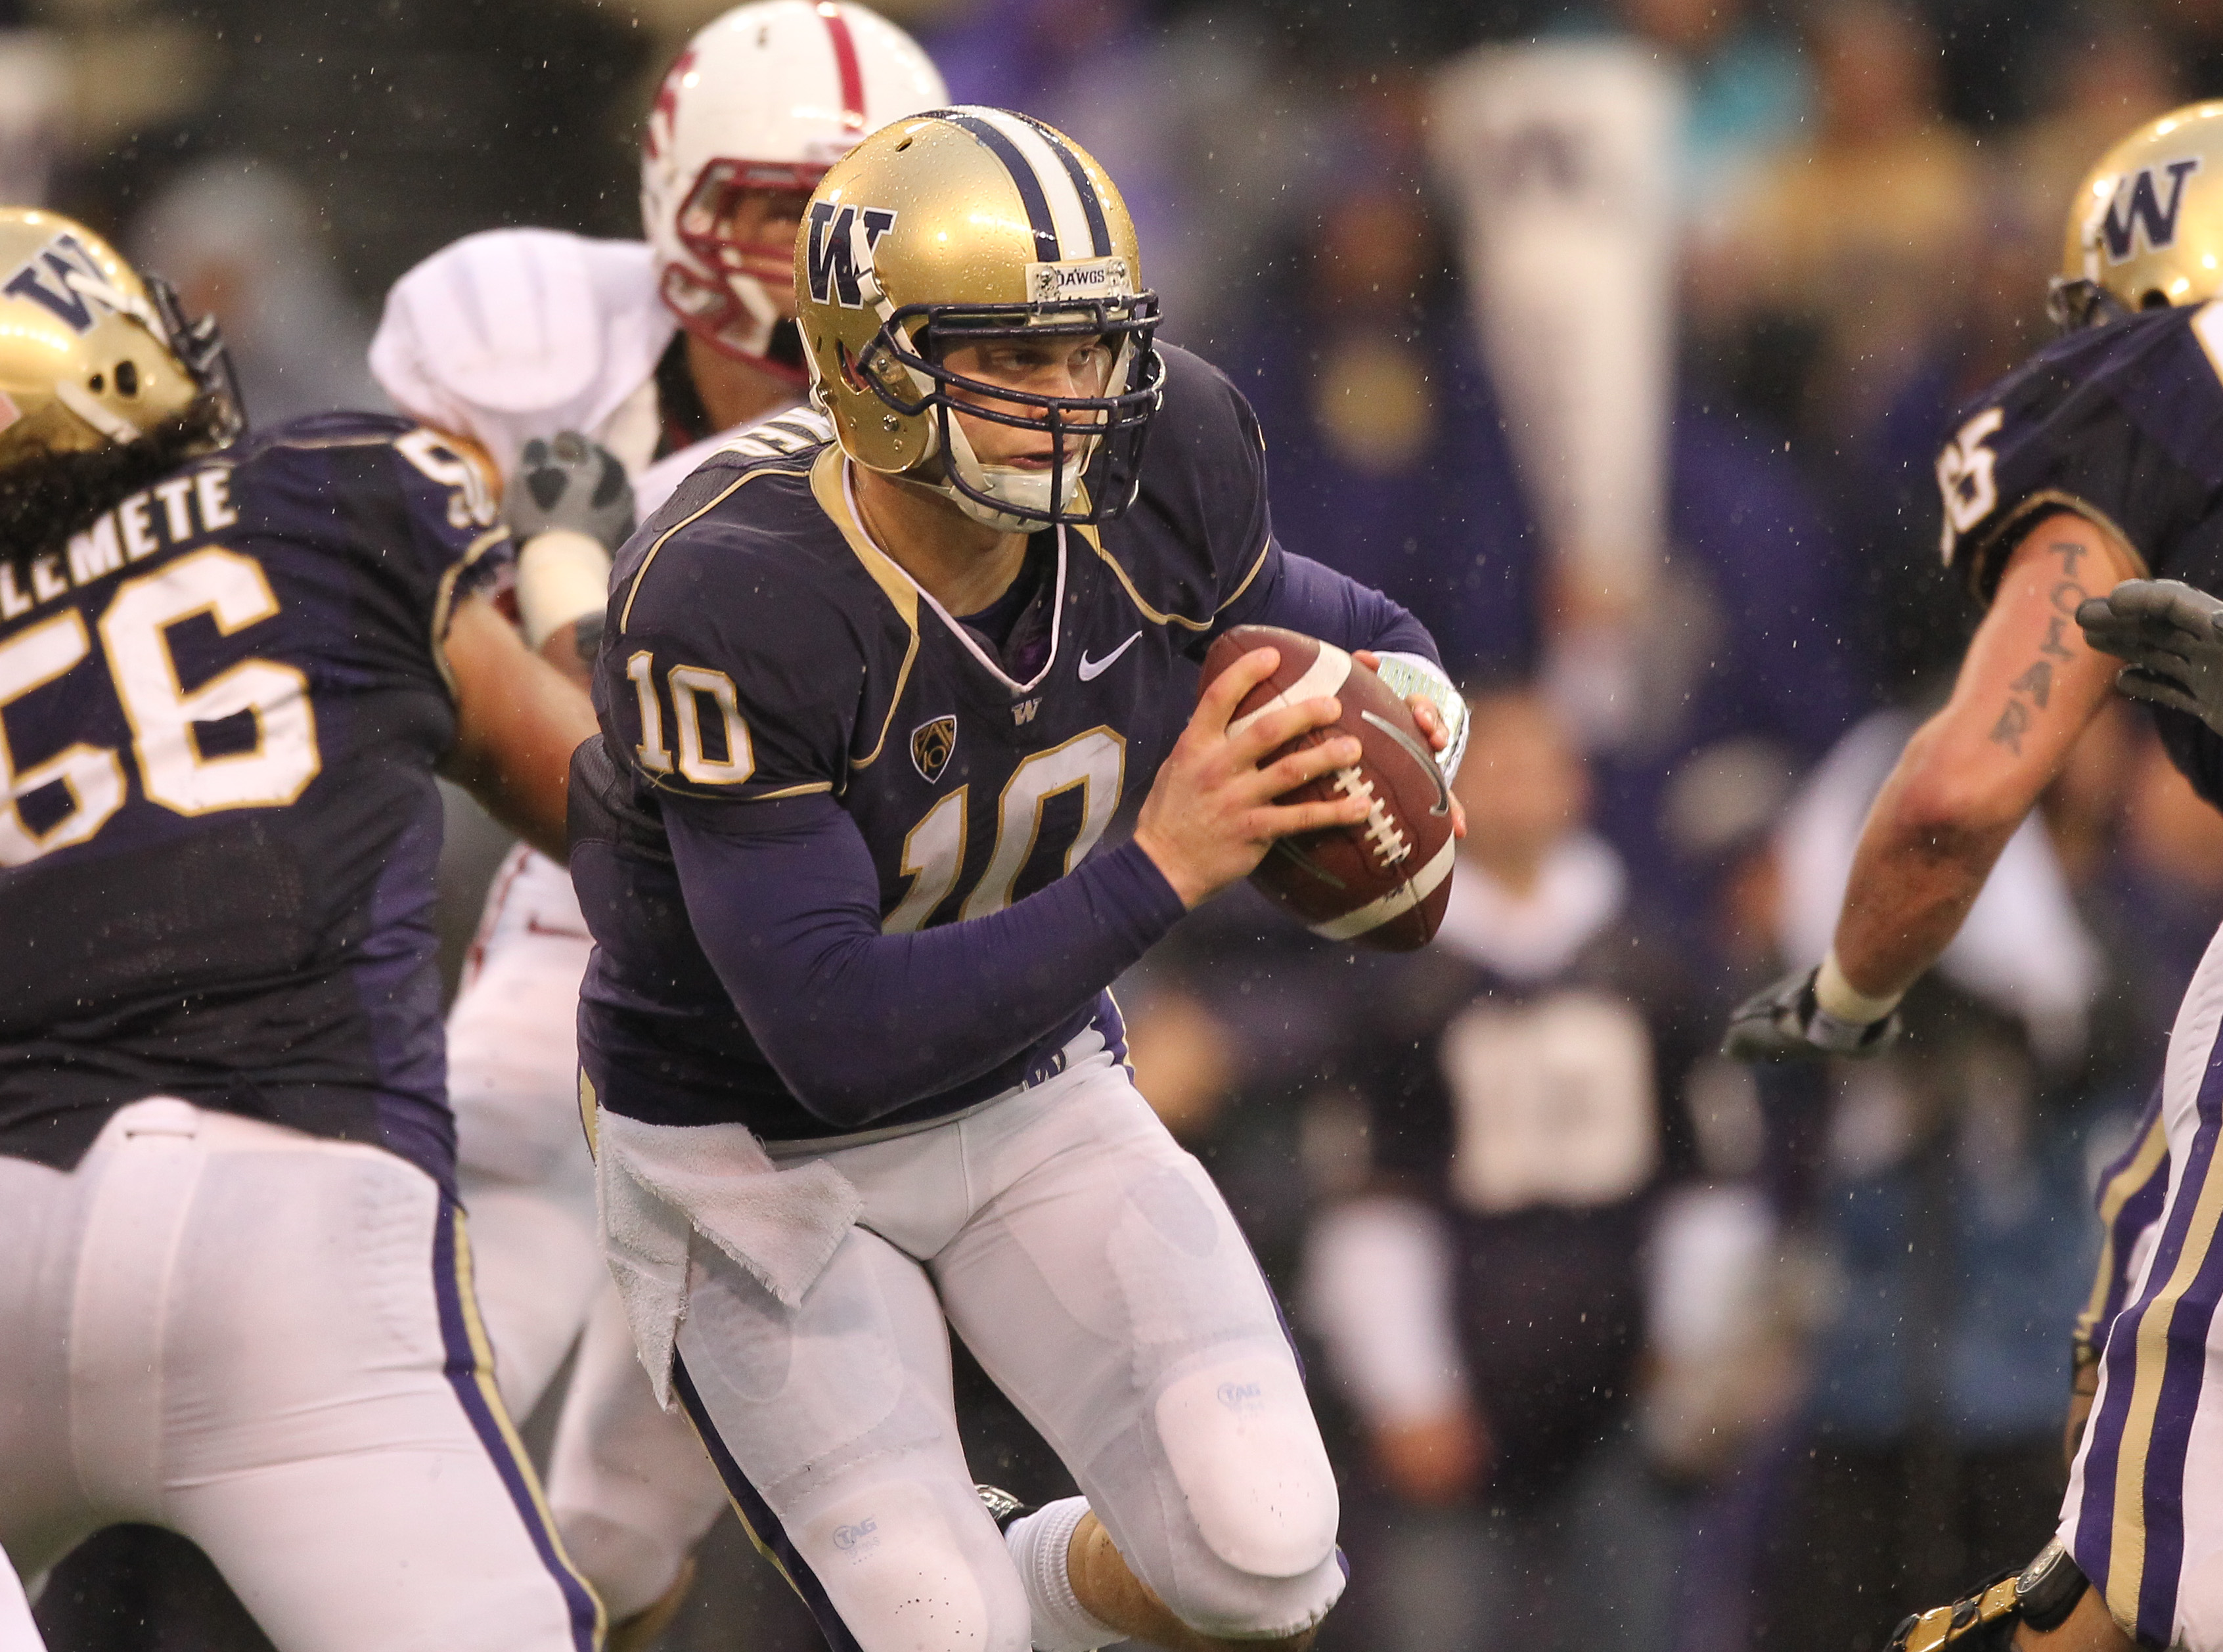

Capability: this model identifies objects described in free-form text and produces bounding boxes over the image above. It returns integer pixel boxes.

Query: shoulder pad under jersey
[369,228,671,481]
[1103,342,1274,634]
[1937,305,2223,602]
[633,401,822,519]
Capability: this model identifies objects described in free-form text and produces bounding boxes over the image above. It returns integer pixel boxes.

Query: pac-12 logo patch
[805,202,898,308]
[910,715,956,784]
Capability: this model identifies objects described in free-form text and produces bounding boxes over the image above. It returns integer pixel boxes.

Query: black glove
[506,431,635,552]
[1886,1540,2089,1651]
[2077,577,2223,733]
[1721,966,1900,1063]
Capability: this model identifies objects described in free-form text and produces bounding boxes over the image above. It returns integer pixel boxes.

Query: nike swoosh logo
[1077,631,1142,681]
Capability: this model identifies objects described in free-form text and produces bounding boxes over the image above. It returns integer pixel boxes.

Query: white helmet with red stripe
[640,1,945,383]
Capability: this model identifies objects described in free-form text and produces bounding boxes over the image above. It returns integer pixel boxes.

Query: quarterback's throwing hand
[1134,645,1373,909]
[1722,966,1901,1063]
[2077,577,2223,732]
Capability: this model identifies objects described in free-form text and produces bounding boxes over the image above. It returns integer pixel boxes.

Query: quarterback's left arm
[1219,543,1470,780]
[441,593,598,860]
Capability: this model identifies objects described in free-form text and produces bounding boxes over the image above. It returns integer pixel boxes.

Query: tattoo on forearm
[1991,698,2031,755]
[1988,538,2092,754]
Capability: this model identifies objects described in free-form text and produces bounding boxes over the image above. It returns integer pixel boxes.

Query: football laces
[1334,767,1410,868]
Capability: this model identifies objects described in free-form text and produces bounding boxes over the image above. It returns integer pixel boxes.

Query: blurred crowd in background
[12,0,2223,1649]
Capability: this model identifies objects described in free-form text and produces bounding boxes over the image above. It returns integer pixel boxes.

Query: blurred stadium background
[13,0,2223,1647]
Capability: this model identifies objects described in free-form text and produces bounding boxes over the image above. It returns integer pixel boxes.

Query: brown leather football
[1200,623,1456,951]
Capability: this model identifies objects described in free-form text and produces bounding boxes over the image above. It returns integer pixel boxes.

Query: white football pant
[647,1048,1347,1652]
[447,845,727,1618]
[2065,918,2223,1650]
[0,1542,43,1652]
[0,1099,600,1652]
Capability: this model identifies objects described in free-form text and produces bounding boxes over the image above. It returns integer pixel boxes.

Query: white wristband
[515,529,613,650]
[1371,650,1469,782]
[1814,950,1903,1025]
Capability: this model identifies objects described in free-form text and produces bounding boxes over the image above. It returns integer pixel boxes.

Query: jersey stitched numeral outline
[886,726,1126,933]
[1937,406,2005,560]
[0,545,323,866]
[627,651,756,786]
[625,647,1125,931]
[0,610,124,863]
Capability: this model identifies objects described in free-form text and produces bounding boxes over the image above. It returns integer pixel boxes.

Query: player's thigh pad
[931,1070,1344,1640]
[146,1105,598,1652]
[0,1153,94,1572]
[674,1224,1032,1652]
[547,1282,730,1620]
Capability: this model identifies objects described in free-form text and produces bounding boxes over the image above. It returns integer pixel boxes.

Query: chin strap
[1370,652,1468,782]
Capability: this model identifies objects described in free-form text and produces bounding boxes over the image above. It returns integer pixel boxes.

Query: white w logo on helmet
[3,233,151,337]
[803,204,897,309]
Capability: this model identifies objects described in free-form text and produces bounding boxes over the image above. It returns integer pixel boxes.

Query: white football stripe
[1225,640,1352,743]
[969,107,1095,261]
[1310,834,1456,942]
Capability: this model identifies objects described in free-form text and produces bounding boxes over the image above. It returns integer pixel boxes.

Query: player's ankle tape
[1004,1497,1122,1652]
[1815,950,1902,1026]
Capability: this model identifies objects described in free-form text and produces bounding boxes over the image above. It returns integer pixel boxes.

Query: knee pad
[792,1479,1029,1652]
[1146,1352,1345,1638]
[1156,1352,1338,1579]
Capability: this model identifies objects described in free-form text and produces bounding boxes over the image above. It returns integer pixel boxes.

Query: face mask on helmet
[662,162,820,381]
[851,291,1164,533]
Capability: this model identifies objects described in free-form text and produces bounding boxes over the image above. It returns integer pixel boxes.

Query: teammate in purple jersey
[0,209,604,1652]
[572,110,1467,1652]
[1726,103,2223,1652]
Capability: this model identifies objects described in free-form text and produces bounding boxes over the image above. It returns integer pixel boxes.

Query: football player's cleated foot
[976,1484,1037,1533]
[606,1554,697,1652]
[1887,1541,2090,1652]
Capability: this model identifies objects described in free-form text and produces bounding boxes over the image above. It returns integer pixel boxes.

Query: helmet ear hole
[116,361,139,397]
[2140,288,2172,310]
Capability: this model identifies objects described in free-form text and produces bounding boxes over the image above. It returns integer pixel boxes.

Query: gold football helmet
[2052,100,2223,328]
[793,106,1162,531]
[0,207,240,469]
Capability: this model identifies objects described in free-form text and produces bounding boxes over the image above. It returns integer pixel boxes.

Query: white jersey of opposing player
[372,229,675,485]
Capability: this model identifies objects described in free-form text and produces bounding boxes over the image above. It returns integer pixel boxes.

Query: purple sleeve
[1217,543,1441,665]
[663,793,1188,1127]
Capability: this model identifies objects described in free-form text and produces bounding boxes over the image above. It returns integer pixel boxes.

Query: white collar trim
[842,460,1066,697]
